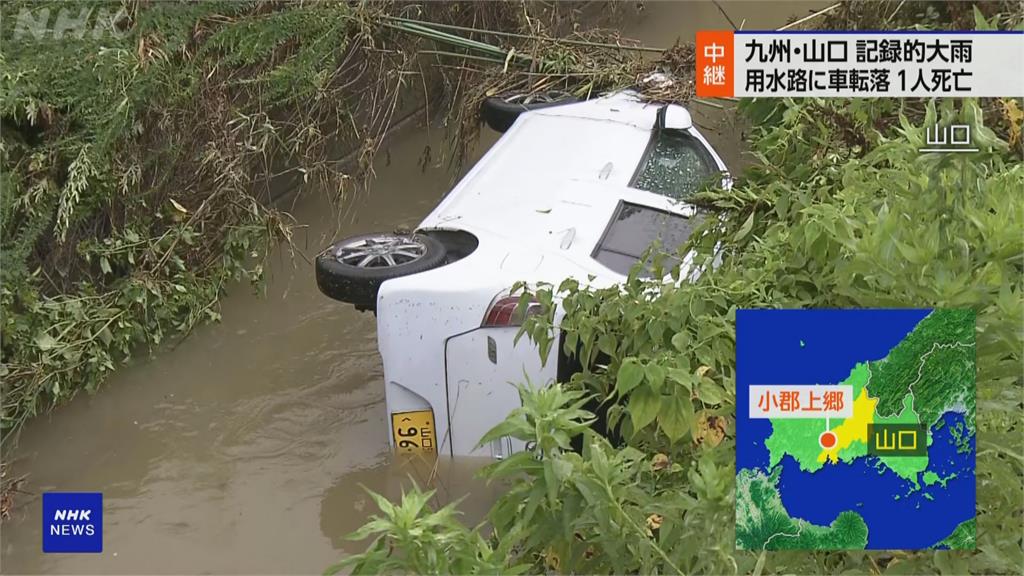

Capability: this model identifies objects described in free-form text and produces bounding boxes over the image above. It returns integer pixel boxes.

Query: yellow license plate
[391,410,436,454]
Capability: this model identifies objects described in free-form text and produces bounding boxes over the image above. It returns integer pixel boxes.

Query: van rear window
[630,129,716,199]
[592,202,701,275]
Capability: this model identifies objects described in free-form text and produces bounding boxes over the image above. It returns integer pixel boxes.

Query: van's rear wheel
[480,90,578,133]
[316,233,447,310]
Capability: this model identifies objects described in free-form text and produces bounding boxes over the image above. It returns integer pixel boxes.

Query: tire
[316,232,447,309]
[480,90,579,133]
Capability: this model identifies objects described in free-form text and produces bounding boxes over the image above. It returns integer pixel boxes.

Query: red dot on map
[819,431,837,449]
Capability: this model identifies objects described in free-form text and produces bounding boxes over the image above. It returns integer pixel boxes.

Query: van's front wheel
[480,90,578,133]
[316,233,447,310]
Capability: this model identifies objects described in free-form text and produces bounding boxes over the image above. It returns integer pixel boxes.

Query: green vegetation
[324,486,519,575]
[867,309,976,430]
[736,468,868,550]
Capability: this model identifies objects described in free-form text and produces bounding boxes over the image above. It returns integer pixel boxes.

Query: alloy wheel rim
[504,90,571,105]
[335,236,426,268]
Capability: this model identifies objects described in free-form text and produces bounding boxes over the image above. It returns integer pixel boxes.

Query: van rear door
[444,327,557,457]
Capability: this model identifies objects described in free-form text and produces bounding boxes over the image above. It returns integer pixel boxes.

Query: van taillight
[482,295,541,327]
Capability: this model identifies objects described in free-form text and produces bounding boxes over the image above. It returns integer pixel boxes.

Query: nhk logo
[52,509,94,528]
[8,7,129,42]
[42,493,102,553]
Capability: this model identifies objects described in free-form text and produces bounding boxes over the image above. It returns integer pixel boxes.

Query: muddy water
[1,3,819,573]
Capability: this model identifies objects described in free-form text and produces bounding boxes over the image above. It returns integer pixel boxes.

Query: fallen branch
[778,3,842,31]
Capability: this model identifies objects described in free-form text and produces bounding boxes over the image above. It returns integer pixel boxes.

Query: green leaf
[478,410,532,445]
[658,393,694,442]
[598,332,617,357]
[644,362,666,393]
[972,5,993,30]
[668,368,695,391]
[775,192,790,219]
[543,458,560,506]
[671,331,689,352]
[522,482,545,526]
[734,211,755,242]
[628,387,659,432]
[698,380,725,405]
[35,333,58,351]
[616,358,644,396]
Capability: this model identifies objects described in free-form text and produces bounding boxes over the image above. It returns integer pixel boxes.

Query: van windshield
[592,202,702,275]
[630,129,716,199]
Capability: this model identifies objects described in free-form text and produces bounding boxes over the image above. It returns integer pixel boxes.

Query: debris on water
[640,71,676,89]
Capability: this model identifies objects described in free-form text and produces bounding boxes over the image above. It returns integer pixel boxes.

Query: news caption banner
[42,492,103,553]
[735,309,976,550]
[696,30,1024,98]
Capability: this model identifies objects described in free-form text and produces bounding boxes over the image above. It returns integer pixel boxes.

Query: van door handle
[560,227,576,250]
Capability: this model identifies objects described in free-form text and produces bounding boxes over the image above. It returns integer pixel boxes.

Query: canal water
[1,3,818,573]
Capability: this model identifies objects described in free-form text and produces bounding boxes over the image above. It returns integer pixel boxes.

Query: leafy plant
[326,486,527,576]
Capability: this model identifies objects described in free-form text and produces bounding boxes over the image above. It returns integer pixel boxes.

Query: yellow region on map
[818,389,877,464]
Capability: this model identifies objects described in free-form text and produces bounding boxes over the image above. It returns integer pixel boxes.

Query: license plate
[391,410,436,455]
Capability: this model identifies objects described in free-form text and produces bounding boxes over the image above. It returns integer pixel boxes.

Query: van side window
[592,202,702,276]
[630,129,716,199]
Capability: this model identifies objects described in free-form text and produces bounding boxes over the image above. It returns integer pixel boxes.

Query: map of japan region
[735,309,976,551]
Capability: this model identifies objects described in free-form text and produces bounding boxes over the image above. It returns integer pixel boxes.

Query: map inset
[735,309,975,550]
